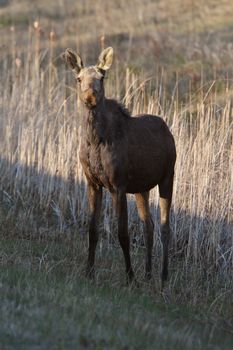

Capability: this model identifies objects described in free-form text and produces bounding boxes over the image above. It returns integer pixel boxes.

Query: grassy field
[0,0,233,349]
[1,236,233,350]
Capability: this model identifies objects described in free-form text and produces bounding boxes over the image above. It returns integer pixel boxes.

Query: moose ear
[64,48,83,74]
[97,47,114,71]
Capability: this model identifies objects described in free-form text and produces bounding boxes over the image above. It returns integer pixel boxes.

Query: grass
[0,0,233,348]
[1,236,233,350]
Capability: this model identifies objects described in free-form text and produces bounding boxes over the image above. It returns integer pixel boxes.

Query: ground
[1,236,233,350]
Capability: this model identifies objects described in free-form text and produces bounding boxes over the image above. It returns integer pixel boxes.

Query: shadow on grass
[0,154,232,278]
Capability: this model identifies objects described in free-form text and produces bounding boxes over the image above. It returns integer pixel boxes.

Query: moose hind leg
[159,174,174,286]
[135,192,154,279]
[86,184,102,279]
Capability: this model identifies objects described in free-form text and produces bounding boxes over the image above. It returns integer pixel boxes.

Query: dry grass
[0,1,233,346]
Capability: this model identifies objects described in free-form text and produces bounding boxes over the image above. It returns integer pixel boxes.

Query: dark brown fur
[64,47,176,285]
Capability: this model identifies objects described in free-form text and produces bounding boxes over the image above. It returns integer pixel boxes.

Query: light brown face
[77,66,105,109]
[64,46,113,110]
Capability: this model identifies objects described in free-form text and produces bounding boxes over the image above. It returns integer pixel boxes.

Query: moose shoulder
[64,47,176,286]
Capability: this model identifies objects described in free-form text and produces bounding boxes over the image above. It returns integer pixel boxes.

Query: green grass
[1,237,233,350]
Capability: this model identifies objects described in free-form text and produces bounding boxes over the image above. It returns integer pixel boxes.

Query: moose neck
[84,98,108,144]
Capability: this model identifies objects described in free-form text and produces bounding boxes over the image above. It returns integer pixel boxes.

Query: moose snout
[83,89,97,108]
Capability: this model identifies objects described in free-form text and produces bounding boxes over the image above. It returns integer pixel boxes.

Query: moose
[64,47,176,285]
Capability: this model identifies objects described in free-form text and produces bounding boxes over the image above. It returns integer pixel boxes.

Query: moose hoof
[86,265,95,280]
[161,269,168,283]
[126,269,138,286]
[161,270,168,290]
[145,271,152,280]
[127,277,139,289]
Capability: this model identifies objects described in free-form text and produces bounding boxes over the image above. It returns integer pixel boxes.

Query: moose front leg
[113,189,134,283]
[86,183,102,279]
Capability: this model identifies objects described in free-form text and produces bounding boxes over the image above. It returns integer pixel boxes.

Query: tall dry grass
[0,24,232,304]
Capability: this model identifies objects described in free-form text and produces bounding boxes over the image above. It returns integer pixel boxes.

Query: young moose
[64,47,176,285]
